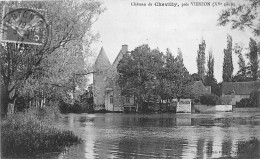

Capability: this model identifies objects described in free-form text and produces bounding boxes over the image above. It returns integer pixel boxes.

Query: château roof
[111,45,128,79]
[191,81,211,95]
[222,81,260,95]
[93,47,111,71]
[112,45,128,67]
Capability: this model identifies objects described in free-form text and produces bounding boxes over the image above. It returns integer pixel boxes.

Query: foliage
[191,73,202,81]
[59,87,94,113]
[204,50,219,96]
[218,0,260,80]
[222,34,234,82]
[218,0,260,36]
[0,0,104,115]
[211,82,222,97]
[117,44,192,111]
[204,50,215,85]
[247,38,258,81]
[232,40,259,82]
[232,43,252,82]
[236,98,253,107]
[1,110,81,158]
[237,137,259,159]
[196,39,206,82]
[249,90,259,107]
[200,93,220,105]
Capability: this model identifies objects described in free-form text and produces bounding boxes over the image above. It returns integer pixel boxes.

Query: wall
[232,95,250,105]
[176,99,191,113]
[93,74,107,110]
[113,82,124,111]
[194,105,232,113]
[105,90,114,111]
[123,96,135,106]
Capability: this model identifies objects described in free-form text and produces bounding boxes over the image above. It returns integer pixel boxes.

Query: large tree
[196,39,206,82]
[117,44,157,111]
[0,0,104,116]
[174,48,192,98]
[222,34,234,82]
[204,49,216,86]
[247,38,259,80]
[204,50,220,95]
[117,45,192,111]
[232,43,252,82]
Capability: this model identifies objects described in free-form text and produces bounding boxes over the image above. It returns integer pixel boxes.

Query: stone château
[93,45,136,111]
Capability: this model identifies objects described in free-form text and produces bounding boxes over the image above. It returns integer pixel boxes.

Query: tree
[218,0,260,36]
[191,73,202,81]
[204,50,220,96]
[232,43,252,82]
[117,45,192,111]
[204,49,216,86]
[174,48,192,98]
[222,34,234,82]
[117,45,154,111]
[218,1,260,80]
[247,38,259,80]
[196,39,206,82]
[0,0,104,116]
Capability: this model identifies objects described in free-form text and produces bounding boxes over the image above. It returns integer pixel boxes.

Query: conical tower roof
[94,47,111,70]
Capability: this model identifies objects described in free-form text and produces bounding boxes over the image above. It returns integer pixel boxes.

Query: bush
[200,93,220,105]
[1,111,81,158]
[236,98,253,107]
[249,90,259,107]
[59,100,94,114]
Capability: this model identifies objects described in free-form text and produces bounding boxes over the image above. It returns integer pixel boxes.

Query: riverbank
[233,107,260,112]
[1,107,82,159]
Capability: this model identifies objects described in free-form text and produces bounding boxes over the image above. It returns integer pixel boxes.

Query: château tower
[93,45,136,112]
[93,47,112,110]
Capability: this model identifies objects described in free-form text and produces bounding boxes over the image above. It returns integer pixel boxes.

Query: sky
[90,0,255,83]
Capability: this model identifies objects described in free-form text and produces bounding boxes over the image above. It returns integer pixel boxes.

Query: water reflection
[53,113,260,159]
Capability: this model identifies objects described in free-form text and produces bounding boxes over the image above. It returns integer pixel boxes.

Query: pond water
[51,112,260,159]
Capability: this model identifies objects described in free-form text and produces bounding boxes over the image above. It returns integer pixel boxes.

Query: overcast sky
[90,0,255,83]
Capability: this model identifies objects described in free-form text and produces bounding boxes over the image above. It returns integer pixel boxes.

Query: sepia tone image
[0,0,260,159]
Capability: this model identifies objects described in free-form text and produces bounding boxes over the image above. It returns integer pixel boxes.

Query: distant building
[191,81,211,96]
[222,81,260,105]
[93,45,136,111]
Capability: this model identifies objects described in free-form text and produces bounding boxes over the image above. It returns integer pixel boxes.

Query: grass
[1,108,82,159]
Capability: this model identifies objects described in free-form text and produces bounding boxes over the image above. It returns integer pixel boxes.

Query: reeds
[1,110,82,158]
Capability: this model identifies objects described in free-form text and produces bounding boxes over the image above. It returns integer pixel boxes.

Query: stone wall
[176,99,191,113]
[194,105,232,113]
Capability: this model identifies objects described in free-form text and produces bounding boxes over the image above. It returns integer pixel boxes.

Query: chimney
[121,45,128,54]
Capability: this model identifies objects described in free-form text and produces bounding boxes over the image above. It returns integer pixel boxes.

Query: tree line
[117,45,194,111]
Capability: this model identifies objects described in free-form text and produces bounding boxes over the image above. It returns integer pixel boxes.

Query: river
[49,112,260,159]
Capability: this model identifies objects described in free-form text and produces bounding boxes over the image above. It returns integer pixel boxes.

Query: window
[110,95,113,104]
[125,97,130,103]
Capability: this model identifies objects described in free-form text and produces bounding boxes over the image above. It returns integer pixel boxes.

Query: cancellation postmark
[0,6,49,49]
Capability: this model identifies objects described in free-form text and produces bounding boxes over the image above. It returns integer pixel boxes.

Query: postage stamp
[0,6,49,46]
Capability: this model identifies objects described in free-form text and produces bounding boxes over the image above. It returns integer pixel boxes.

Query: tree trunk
[40,98,43,109]
[1,93,9,117]
[35,99,39,109]
[29,100,32,109]
[7,98,16,116]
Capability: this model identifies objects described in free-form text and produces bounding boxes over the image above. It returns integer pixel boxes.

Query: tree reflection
[237,137,260,159]
[117,137,187,158]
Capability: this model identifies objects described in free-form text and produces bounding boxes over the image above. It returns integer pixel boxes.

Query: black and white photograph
[0,0,260,159]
